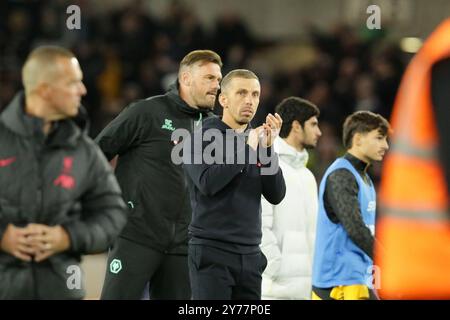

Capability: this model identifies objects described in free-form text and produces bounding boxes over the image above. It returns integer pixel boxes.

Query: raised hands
[261,113,283,148]
[247,113,283,150]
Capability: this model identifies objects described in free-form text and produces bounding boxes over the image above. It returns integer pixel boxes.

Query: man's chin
[237,119,251,125]
[198,101,215,110]
[66,109,78,117]
[198,105,214,111]
[370,155,383,162]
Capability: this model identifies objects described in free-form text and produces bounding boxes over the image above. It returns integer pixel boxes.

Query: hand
[0,224,38,261]
[25,224,71,262]
[247,125,264,151]
[260,113,282,148]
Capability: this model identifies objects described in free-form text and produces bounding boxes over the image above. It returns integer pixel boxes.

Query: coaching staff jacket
[95,83,212,255]
[0,92,127,299]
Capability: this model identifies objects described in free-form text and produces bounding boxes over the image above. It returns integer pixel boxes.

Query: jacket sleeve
[61,144,127,254]
[324,169,374,259]
[306,181,319,259]
[94,101,150,160]
[183,134,248,196]
[261,148,286,205]
[260,196,282,281]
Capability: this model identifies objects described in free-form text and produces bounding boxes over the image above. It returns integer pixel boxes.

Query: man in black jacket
[96,50,223,299]
[0,46,127,299]
[183,69,286,299]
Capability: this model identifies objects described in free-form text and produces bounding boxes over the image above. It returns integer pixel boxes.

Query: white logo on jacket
[367,201,376,212]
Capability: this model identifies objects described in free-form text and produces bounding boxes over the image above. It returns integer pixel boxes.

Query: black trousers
[101,237,190,300]
[188,244,267,300]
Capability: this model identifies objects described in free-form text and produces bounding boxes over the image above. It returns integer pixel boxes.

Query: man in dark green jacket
[0,46,127,299]
[96,50,223,299]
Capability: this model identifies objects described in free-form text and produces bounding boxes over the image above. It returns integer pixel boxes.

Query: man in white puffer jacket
[261,97,322,300]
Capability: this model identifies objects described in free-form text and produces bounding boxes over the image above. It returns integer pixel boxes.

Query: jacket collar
[1,92,32,137]
[202,116,252,134]
[1,92,83,148]
[275,137,309,168]
[344,152,370,173]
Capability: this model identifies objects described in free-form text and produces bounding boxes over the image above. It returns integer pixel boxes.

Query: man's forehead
[69,57,80,67]
[193,61,221,73]
[368,128,385,135]
[54,56,80,70]
[51,57,82,79]
[229,77,260,89]
[307,116,319,124]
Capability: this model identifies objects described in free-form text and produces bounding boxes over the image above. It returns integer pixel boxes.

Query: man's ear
[292,120,302,132]
[353,132,362,147]
[179,70,191,87]
[37,82,51,100]
[218,92,227,108]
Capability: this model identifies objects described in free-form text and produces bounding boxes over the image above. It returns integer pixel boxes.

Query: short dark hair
[342,111,390,149]
[179,50,223,70]
[220,69,259,92]
[275,97,320,138]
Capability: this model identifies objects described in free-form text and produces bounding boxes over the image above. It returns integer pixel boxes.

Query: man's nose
[80,82,87,96]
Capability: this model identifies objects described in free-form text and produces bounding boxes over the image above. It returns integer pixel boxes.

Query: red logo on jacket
[54,156,75,190]
[0,156,16,167]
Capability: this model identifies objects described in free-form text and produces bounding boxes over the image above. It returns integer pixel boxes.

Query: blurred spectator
[354,74,380,113]
[0,0,406,186]
[212,10,255,62]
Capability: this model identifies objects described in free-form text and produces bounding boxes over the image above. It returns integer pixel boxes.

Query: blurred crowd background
[1,0,448,185]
